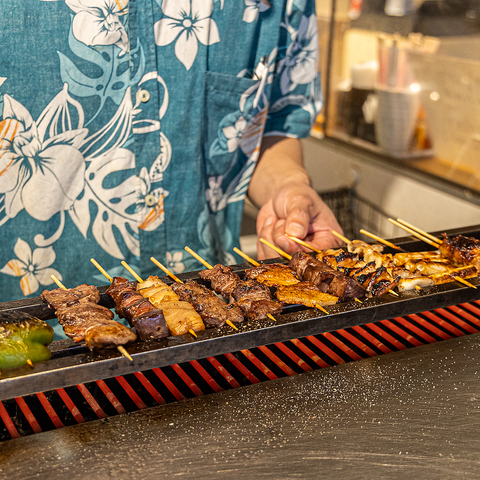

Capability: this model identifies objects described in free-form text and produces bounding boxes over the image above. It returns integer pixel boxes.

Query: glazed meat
[172,280,244,327]
[236,298,284,321]
[244,263,299,287]
[439,233,480,270]
[276,282,338,308]
[85,323,137,350]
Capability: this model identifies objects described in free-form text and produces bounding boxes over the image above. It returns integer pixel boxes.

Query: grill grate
[2,300,480,441]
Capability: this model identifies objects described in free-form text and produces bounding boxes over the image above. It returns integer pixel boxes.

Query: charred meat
[199,264,283,321]
[41,285,137,350]
[439,233,480,270]
[244,263,299,287]
[290,252,367,301]
[172,280,244,327]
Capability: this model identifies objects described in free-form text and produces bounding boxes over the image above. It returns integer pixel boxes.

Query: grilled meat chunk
[276,282,338,308]
[439,233,480,270]
[236,298,284,321]
[172,280,244,327]
[198,264,240,296]
[290,252,366,301]
[199,264,284,321]
[244,263,299,287]
[231,279,271,302]
[85,323,137,350]
[41,284,100,311]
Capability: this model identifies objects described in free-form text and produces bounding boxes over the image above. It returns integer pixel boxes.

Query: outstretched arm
[248,135,343,259]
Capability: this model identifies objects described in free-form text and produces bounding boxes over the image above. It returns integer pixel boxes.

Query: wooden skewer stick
[182,247,239,331]
[285,234,322,254]
[233,247,281,322]
[184,246,213,269]
[359,229,404,251]
[51,273,133,361]
[233,247,260,267]
[331,230,351,245]
[258,239,330,314]
[120,261,143,282]
[90,258,112,283]
[388,218,440,248]
[396,219,442,244]
[259,238,292,260]
[120,261,198,338]
[454,277,477,289]
[150,257,184,284]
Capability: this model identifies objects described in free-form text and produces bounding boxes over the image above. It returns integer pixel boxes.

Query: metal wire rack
[320,187,400,242]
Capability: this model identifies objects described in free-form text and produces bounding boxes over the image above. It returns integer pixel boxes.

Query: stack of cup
[374,86,419,156]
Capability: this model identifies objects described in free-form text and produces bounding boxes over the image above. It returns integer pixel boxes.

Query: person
[0,0,342,305]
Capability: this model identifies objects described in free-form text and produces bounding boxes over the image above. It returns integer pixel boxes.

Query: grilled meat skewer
[439,233,480,270]
[41,284,137,350]
[106,277,169,341]
[198,264,283,321]
[275,282,338,308]
[137,276,205,335]
[244,263,299,287]
[289,252,367,302]
[172,280,244,327]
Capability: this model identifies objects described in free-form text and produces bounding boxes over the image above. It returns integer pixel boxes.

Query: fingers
[256,214,278,259]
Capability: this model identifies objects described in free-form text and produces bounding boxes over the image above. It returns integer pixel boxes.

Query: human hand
[256,183,344,259]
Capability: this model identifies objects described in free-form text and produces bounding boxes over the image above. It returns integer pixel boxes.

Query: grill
[2,225,480,442]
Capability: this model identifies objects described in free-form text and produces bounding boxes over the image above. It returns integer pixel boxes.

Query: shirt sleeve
[264,0,323,139]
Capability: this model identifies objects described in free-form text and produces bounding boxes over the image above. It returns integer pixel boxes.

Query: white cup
[374,87,419,156]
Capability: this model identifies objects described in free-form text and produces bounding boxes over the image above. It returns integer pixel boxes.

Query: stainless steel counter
[2,333,480,479]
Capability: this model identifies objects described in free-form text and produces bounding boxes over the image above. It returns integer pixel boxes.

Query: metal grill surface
[2,300,480,441]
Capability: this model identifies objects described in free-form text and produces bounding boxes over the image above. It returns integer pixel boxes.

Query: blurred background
[241,0,480,257]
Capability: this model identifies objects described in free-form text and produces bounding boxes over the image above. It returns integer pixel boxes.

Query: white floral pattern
[154,0,220,70]
[66,0,130,54]
[223,115,247,153]
[0,94,88,223]
[166,251,186,274]
[242,0,270,23]
[1,239,61,295]
[205,176,224,212]
[279,14,318,95]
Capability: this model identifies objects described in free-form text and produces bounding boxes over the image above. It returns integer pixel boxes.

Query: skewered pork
[199,264,283,321]
[289,252,367,301]
[41,284,137,350]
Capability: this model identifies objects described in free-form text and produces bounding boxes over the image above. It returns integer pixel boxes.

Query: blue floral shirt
[0,0,322,306]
